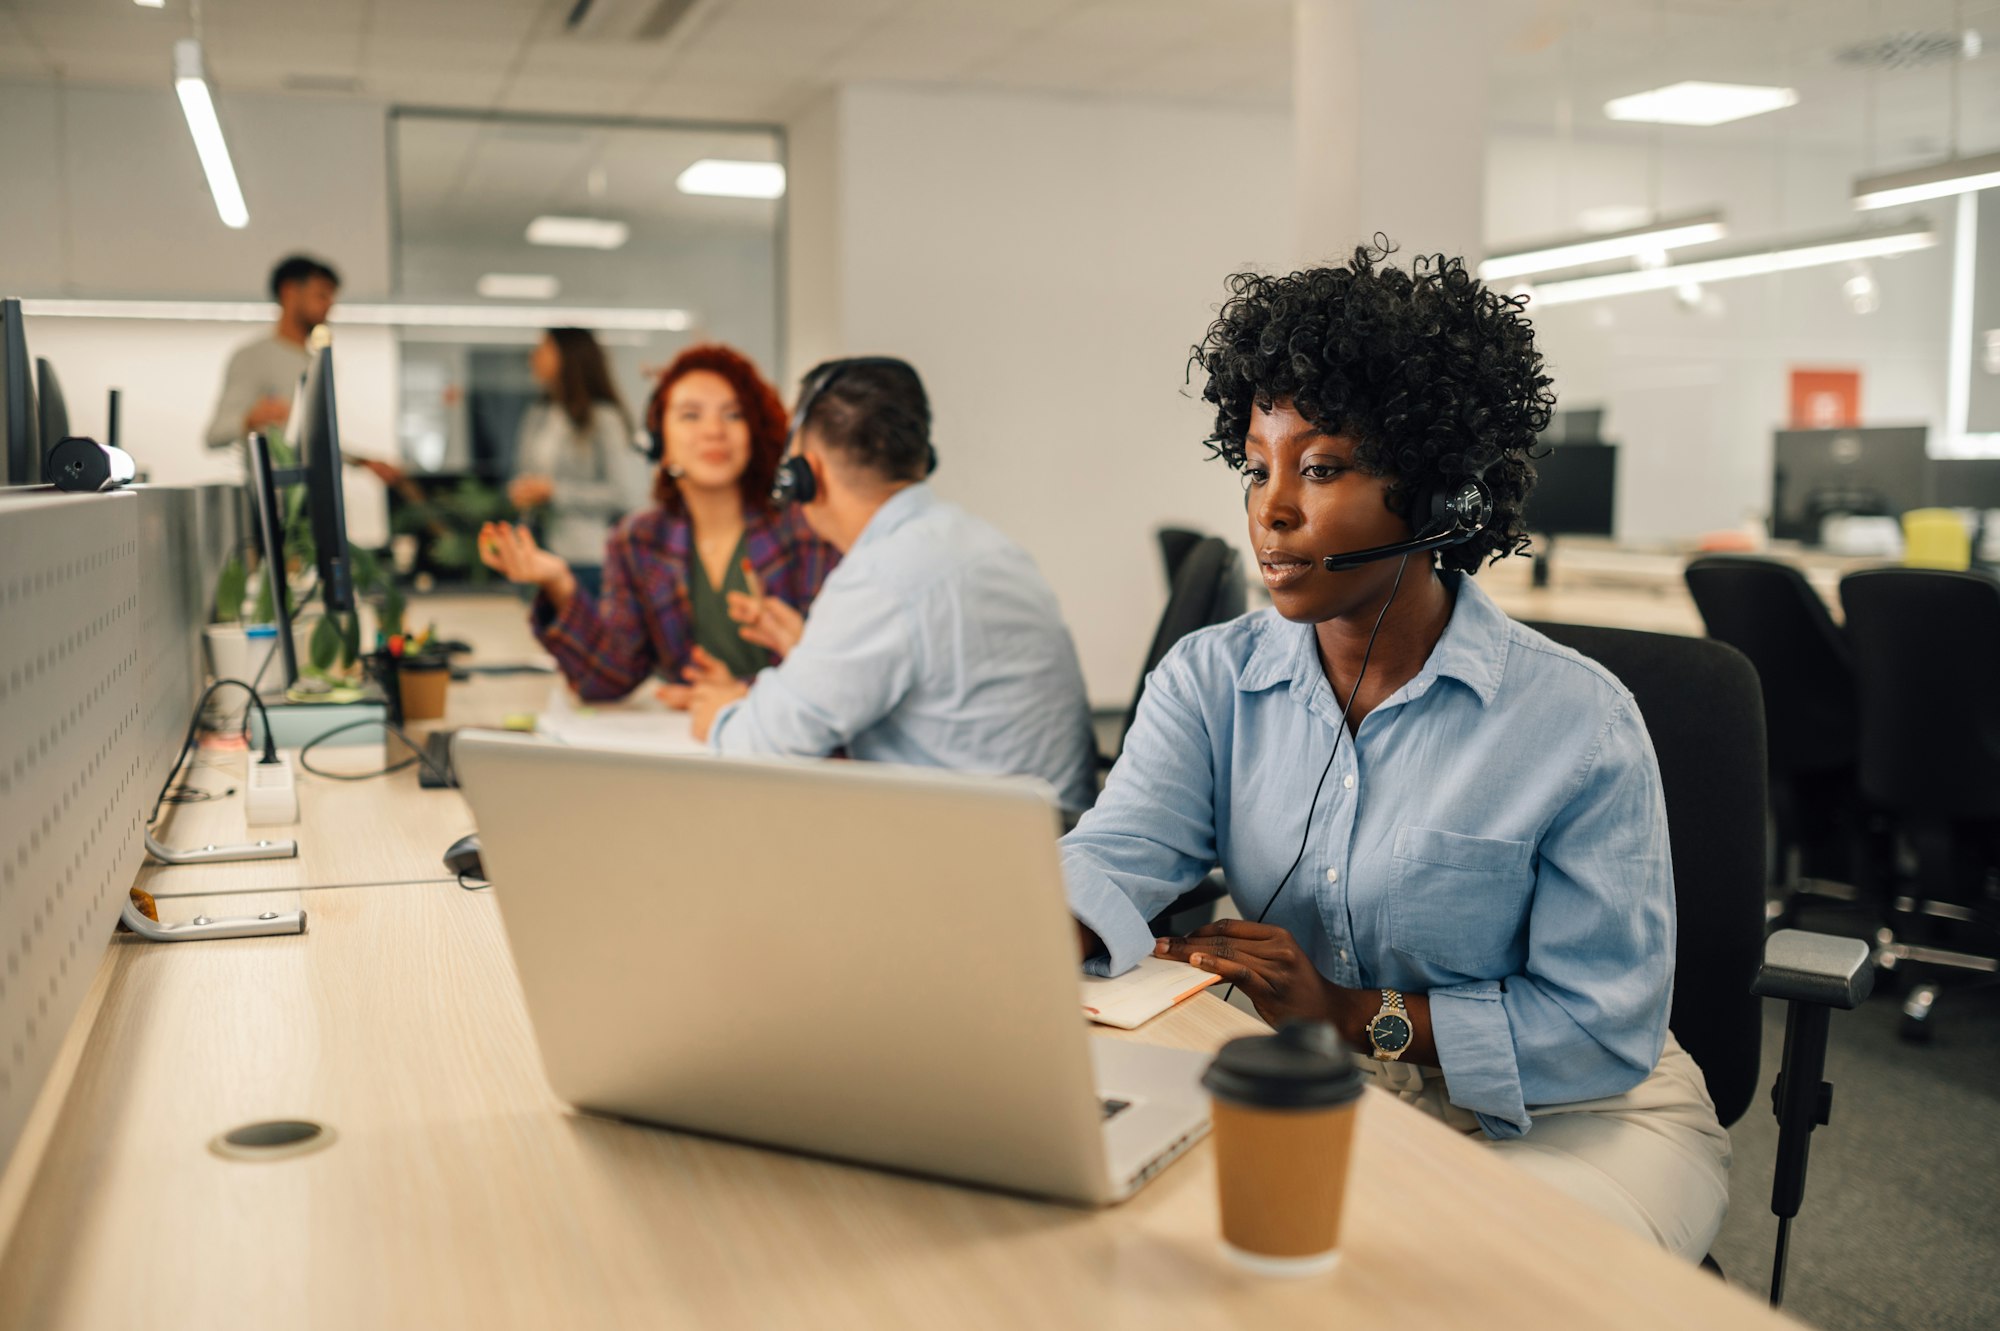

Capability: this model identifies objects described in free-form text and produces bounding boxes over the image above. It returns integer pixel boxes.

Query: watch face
[1370,1013,1413,1054]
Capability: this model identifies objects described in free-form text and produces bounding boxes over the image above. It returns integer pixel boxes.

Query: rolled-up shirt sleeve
[1060,645,1220,978]
[709,578,917,759]
[533,528,659,701]
[1430,700,1675,1138]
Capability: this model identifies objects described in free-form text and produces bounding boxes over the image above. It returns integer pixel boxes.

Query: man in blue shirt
[684,357,1096,813]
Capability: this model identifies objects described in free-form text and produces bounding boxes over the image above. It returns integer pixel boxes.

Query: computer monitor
[1524,443,1617,537]
[1929,458,2000,511]
[1770,427,1929,544]
[293,341,354,614]
[246,431,302,690]
[36,357,68,462]
[1,298,37,486]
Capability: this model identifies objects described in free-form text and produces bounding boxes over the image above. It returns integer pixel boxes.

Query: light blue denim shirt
[1062,572,1674,1138]
[710,484,1097,812]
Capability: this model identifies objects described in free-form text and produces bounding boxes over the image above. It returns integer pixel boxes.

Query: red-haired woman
[478,344,838,701]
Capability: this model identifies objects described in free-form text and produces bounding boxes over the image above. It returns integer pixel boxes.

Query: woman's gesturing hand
[1153,920,1364,1032]
[477,521,576,611]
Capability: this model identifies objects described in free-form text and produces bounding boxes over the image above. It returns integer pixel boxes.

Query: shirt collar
[1236,570,1511,707]
[850,482,936,554]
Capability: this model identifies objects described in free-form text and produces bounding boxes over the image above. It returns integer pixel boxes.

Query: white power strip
[245,753,300,826]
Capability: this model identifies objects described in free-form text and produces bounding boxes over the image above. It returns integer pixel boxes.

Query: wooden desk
[0,591,1801,1329]
[0,875,1796,1331]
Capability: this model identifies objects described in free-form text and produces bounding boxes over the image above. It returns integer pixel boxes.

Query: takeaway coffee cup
[1200,1020,1365,1276]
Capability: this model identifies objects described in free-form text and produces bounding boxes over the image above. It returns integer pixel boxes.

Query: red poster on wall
[1790,369,1861,429]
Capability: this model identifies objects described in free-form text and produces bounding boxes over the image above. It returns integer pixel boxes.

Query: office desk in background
[0,591,1803,1329]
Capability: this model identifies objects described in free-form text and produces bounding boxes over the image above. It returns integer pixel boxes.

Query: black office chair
[1116,535,1245,758]
[1683,556,1867,904]
[1157,527,1204,590]
[1527,621,1872,1307]
[1838,569,2000,1040]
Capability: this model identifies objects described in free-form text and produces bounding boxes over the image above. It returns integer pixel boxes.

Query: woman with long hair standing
[479,343,838,701]
[508,327,647,599]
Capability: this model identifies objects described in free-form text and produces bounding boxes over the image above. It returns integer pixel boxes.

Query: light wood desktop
[0,592,1801,1329]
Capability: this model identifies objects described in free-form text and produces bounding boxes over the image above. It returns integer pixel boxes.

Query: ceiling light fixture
[1604,81,1799,127]
[172,39,248,229]
[1523,223,1937,306]
[675,159,786,200]
[526,216,630,249]
[135,0,166,8]
[1480,211,1727,281]
[17,298,692,332]
[476,274,561,300]
[1853,148,2000,210]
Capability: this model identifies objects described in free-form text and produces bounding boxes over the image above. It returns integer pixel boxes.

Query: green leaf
[309,614,341,672]
[213,552,247,623]
[339,610,361,668]
[380,582,407,639]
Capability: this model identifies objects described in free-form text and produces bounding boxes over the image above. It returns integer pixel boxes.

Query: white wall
[1487,128,1955,542]
[793,83,1293,705]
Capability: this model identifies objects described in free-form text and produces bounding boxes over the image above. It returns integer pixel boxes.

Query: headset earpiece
[772,452,818,507]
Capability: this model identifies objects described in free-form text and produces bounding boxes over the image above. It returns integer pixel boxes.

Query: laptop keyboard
[1099,1097,1131,1121]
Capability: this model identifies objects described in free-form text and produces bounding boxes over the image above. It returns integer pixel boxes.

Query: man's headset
[771,357,938,508]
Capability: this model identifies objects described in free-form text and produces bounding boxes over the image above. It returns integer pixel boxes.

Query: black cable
[297,719,455,785]
[457,871,491,892]
[150,677,281,826]
[1222,554,1411,1005]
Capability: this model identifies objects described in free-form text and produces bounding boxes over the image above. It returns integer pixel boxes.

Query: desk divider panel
[0,484,230,1180]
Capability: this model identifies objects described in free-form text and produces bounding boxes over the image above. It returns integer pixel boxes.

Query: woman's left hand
[1153,921,1364,1033]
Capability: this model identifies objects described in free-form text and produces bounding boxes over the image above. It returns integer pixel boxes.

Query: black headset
[771,357,938,508]
[1320,469,1495,572]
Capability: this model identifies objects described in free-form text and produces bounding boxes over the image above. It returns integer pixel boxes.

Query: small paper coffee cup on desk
[1201,1021,1364,1277]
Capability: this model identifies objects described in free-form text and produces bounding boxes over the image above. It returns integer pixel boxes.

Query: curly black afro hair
[1191,239,1555,574]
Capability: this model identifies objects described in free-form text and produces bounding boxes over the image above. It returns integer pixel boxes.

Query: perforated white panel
[0,490,146,1175]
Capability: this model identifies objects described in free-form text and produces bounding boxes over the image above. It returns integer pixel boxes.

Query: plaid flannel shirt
[533,504,838,701]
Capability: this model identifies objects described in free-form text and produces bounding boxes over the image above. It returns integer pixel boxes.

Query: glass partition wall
[386,109,781,582]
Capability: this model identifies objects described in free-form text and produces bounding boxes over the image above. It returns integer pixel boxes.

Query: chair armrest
[1752,929,1875,1010]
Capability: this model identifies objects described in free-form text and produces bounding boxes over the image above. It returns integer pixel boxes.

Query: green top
[689,534,773,680]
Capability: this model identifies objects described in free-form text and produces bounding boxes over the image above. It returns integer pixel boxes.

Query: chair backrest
[1684,555,1856,778]
[1901,508,1972,571]
[1523,621,1767,1128]
[1839,568,2000,819]
[1122,537,1245,744]
[1157,527,1203,589]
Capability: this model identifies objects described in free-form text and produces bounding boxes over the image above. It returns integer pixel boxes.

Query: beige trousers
[1359,1033,1732,1262]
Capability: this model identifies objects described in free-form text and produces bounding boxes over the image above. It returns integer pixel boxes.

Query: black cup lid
[1201,1020,1364,1109]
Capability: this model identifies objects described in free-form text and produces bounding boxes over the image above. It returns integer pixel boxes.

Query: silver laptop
[453,731,1211,1206]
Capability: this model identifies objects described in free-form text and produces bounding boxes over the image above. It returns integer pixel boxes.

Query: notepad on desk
[1080,957,1221,1029]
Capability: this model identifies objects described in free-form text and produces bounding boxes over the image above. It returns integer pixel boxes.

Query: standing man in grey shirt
[204,254,338,463]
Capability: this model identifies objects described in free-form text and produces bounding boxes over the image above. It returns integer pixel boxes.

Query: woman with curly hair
[1063,243,1729,1260]
[479,343,838,701]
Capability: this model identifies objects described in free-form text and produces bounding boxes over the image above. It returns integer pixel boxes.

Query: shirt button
[1343,774,1355,790]
[1339,949,1349,962]
[1325,867,1339,883]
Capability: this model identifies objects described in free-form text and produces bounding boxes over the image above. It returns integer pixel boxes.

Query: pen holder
[396,655,451,723]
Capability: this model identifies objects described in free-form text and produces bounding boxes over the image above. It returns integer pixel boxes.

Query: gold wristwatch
[1366,989,1413,1061]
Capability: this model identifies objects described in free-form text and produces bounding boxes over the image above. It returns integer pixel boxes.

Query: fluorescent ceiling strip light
[1525,224,1937,306]
[476,273,560,300]
[1854,149,2000,210]
[135,0,165,7]
[172,40,249,229]
[17,299,691,331]
[1604,81,1798,127]
[675,159,786,199]
[526,215,629,249]
[1480,212,1727,281]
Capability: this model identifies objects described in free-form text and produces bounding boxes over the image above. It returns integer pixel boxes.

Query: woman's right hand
[478,521,576,610]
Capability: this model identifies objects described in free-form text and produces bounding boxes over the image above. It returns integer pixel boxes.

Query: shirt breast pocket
[1389,827,1535,977]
